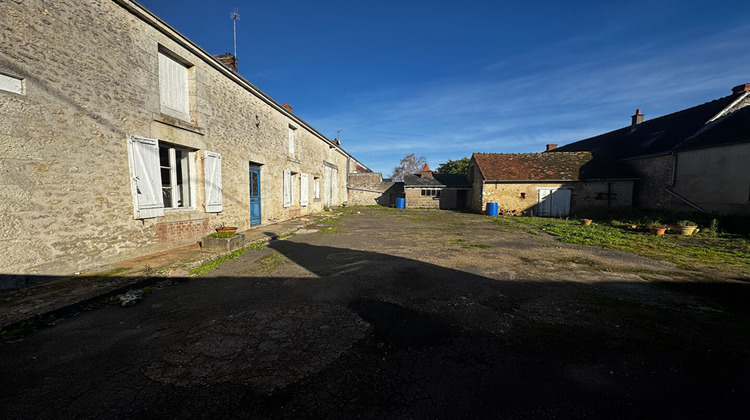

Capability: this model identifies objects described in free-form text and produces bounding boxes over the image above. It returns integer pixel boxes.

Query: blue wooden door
[249,166,261,226]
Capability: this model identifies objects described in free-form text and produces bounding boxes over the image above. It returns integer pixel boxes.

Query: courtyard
[1,207,749,418]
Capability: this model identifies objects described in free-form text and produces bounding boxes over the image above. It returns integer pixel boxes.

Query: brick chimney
[213,53,237,72]
[420,163,433,178]
[732,83,750,94]
[631,108,644,129]
[545,144,557,152]
[283,103,293,112]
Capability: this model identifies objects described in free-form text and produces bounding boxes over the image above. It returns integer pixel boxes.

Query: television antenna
[230,8,240,58]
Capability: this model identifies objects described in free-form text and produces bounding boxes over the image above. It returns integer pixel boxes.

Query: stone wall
[476,181,633,215]
[348,173,400,206]
[0,0,354,276]
[625,155,673,210]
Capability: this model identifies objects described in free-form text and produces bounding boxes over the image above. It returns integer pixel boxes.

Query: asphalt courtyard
[1,207,749,418]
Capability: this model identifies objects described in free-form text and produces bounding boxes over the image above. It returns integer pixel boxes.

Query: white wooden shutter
[127,134,164,219]
[300,173,309,206]
[287,127,295,157]
[159,51,189,120]
[283,170,292,207]
[204,151,223,213]
[330,167,338,205]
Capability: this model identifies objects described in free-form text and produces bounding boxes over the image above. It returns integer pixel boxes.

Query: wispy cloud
[307,24,750,174]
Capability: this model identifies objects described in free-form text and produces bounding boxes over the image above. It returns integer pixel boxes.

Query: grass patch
[318,226,339,234]
[465,243,492,249]
[208,231,237,238]
[497,216,750,274]
[189,247,250,277]
[247,242,265,249]
[277,232,296,239]
[259,252,285,270]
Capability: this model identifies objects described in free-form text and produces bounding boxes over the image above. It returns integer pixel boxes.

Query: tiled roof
[403,173,469,187]
[553,92,742,159]
[674,105,750,151]
[472,152,602,181]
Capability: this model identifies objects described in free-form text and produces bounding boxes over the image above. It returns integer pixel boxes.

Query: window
[0,72,24,95]
[127,134,221,219]
[159,49,190,121]
[300,173,309,206]
[288,126,296,158]
[283,170,293,207]
[159,144,192,208]
[421,189,440,197]
[314,177,321,200]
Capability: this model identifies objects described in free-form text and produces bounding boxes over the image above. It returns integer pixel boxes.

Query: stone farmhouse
[468,151,634,216]
[0,0,369,278]
[553,84,750,215]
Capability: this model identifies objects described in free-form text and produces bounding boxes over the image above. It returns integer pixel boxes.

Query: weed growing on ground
[318,226,339,234]
[189,247,250,277]
[247,242,265,249]
[208,231,237,238]
[0,315,59,345]
[258,252,285,270]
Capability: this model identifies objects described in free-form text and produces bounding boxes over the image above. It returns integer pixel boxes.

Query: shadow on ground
[1,240,750,418]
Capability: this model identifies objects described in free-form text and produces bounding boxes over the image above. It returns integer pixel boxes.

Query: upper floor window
[288,126,296,158]
[159,49,190,121]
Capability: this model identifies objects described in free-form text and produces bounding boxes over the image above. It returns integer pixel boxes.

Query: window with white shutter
[300,173,309,206]
[204,151,223,213]
[127,134,165,219]
[283,170,292,207]
[159,50,190,121]
[313,177,320,200]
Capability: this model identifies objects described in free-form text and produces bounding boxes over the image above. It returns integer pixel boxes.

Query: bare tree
[391,153,427,182]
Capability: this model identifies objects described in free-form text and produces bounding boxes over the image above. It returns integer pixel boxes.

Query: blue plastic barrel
[396,198,405,209]
[486,202,499,216]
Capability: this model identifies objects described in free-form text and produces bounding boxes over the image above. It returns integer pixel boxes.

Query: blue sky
[139,0,750,175]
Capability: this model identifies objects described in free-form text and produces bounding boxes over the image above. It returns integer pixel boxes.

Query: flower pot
[674,225,697,236]
[216,226,238,233]
[650,227,666,236]
[580,219,592,226]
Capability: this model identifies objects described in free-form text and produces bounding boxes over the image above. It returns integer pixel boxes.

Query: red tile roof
[472,152,594,181]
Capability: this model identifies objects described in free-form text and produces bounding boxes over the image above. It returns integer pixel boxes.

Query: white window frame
[300,173,309,206]
[159,49,190,121]
[314,177,321,200]
[283,170,293,207]
[160,143,196,211]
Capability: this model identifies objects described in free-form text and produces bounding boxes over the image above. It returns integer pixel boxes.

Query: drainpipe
[667,152,708,213]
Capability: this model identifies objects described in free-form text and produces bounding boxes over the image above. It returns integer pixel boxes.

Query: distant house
[404,165,471,209]
[553,84,750,215]
[468,152,635,216]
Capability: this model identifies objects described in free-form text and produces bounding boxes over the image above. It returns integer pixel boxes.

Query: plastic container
[396,198,405,209]
[485,202,499,216]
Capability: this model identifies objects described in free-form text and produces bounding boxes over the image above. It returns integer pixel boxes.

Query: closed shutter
[127,134,164,219]
[204,151,223,213]
[330,167,338,205]
[300,173,309,206]
[159,51,189,120]
[283,170,292,207]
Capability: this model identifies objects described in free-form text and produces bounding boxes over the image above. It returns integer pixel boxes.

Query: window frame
[159,143,195,210]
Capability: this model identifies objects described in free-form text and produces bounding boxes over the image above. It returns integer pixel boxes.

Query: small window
[520,192,526,199]
[314,177,321,200]
[421,189,440,197]
[0,73,24,95]
[159,49,190,121]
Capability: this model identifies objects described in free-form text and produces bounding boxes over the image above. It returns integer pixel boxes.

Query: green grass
[208,231,237,238]
[495,216,750,273]
[318,226,339,234]
[189,247,251,277]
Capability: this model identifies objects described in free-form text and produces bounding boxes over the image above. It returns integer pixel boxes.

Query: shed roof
[403,173,470,187]
[472,152,600,181]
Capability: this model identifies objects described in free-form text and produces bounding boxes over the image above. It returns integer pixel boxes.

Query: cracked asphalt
[1,208,749,418]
